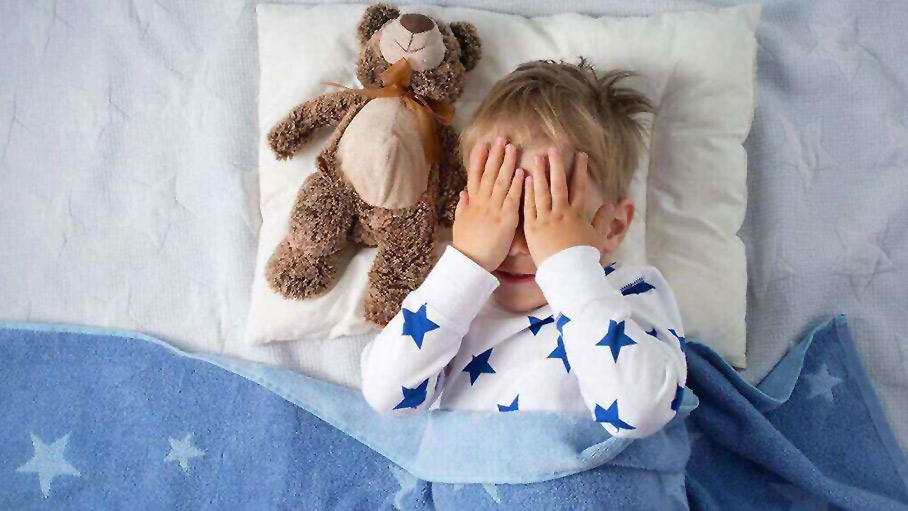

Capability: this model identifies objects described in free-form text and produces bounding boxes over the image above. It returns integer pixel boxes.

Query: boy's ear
[593,199,634,254]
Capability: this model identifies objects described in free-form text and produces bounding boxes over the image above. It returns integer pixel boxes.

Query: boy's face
[471,129,634,313]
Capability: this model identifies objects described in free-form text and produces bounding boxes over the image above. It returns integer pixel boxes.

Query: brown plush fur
[265,4,481,326]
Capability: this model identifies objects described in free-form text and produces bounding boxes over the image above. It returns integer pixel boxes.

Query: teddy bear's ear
[358,4,400,45]
[449,21,482,71]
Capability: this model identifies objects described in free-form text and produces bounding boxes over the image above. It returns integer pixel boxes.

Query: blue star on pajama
[463,348,496,385]
[402,303,439,349]
[393,378,430,410]
[671,386,685,411]
[528,315,554,335]
[498,395,519,412]
[603,262,617,275]
[595,400,635,433]
[556,314,571,335]
[596,320,637,362]
[621,277,655,296]
[646,329,658,338]
[548,336,571,373]
[669,328,687,351]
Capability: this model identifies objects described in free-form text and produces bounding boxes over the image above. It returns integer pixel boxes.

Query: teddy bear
[265,4,482,326]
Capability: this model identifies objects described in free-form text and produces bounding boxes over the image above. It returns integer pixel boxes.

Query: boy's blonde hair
[460,60,653,201]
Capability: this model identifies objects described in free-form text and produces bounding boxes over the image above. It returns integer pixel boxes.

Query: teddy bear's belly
[336,97,430,210]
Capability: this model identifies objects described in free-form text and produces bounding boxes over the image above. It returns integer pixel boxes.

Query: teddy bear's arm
[435,124,467,227]
[267,91,368,160]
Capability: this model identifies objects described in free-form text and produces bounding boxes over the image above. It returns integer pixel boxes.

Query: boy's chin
[491,283,548,313]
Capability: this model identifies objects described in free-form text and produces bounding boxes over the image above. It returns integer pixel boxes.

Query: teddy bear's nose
[400,13,434,34]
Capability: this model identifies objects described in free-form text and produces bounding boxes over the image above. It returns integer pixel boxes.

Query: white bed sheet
[1,0,906,455]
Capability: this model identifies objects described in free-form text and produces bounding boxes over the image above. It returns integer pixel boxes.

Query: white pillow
[247,3,758,370]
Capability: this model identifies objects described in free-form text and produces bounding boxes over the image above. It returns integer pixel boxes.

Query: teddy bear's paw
[265,240,340,300]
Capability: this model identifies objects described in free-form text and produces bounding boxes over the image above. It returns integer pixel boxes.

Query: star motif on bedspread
[463,348,496,385]
[594,400,635,434]
[482,483,503,504]
[597,320,637,362]
[119,174,192,250]
[809,17,872,81]
[778,113,837,191]
[402,303,439,349]
[393,379,430,410]
[389,464,420,510]
[548,336,572,373]
[771,483,829,511]
[16,432,82,498]
[528,314,554,335]
[804,363,843,404]
[832,226,896,300]
[747,226,797,307]
[164,432,205,473]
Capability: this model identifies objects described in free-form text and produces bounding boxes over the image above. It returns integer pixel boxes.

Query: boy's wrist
[415,245,500,328]
[535,245,622,313]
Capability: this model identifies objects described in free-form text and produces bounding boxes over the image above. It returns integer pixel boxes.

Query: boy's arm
[361,246,499,414]
[535,246,687,438]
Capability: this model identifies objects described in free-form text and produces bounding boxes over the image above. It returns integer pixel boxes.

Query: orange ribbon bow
[328,58,454,165]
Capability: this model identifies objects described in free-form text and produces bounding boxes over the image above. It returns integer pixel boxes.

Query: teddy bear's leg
[363,202,437,326]
[266,240,348,299]
[266,172,353,299]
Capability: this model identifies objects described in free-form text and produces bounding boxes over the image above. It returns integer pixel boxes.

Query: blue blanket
[1,317,906,510]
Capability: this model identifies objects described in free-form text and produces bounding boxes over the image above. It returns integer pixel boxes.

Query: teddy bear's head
[356,4,482,104]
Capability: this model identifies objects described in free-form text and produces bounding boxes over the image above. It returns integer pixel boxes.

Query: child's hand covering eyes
[524,147,612,266]
[452,136,525,272]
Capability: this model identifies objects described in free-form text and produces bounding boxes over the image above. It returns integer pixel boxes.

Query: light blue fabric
[4,316,908,509]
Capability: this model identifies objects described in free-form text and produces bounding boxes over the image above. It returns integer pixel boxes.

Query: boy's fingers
[467,143,489,195]
[548,147,569,210]
[524,175,536,221]
[569,152,589,209]
[455,190,468,219]
[532,155,552,213]
[492,144,518,205]
[481,136,507,194]
[504,168,524,208]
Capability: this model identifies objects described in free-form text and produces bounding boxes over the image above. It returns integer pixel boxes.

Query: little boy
[361,61,687,439]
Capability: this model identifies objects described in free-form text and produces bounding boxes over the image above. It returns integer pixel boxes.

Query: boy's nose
[509,226,530,256]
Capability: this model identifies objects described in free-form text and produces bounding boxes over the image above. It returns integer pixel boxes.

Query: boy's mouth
[493,269,536,285]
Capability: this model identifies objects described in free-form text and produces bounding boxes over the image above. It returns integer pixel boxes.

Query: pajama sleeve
[361,246,500,415]
[535,245,688,438]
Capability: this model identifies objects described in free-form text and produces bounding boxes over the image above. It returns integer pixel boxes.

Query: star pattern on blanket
[498,395,519,413]
[778,113,837,191]
[482,483,503,504]
[547,336,571,373]
[393,379,430,410]
[747,226,797,306]
[832,226,896,300]
[594,400,635,433]
[809,17,872,81]
[772,483,829,511]
[164,432,205,473]
[527,314,554,336]
[16,432,82,498]
[463,348,496,385]
[597,320,637,362]
[402,303,439,349]
[389,464,420,510]
[804,363,843,404]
